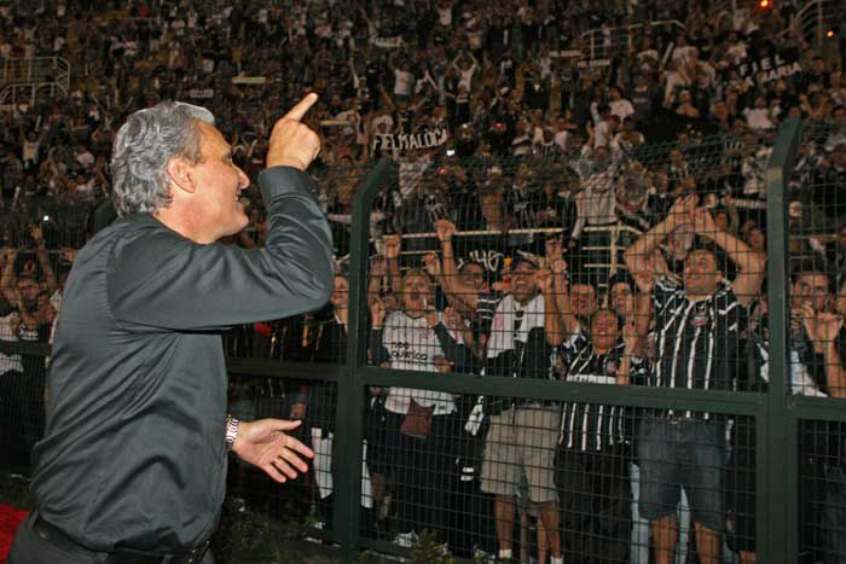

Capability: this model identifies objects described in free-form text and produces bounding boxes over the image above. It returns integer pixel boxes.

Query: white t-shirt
[726,42,747,65]
[744,107,774,130]
[76,150,95,168]
[609,99,635,121]
[382,311,457,415]
[593,120,611,149]
[555,130,570,152]
[671,45,697,64]
[486,294,546,360]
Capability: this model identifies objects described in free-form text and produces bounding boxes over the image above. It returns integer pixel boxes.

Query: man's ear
[166,156,197,195]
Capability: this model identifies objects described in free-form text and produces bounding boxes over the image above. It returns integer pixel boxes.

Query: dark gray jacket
[31,166,333,553]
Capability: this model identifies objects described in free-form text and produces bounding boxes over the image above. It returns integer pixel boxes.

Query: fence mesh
[0,126,844,562]
[355,389,757,564]
[797,419,846,564]
[358,130,775,561]
[784,122,846,399]
[225,374,340,533]
[0,347,46,472]
[789,121,846,564]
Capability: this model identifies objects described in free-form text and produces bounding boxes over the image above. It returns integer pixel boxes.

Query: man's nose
[237,166,250,189]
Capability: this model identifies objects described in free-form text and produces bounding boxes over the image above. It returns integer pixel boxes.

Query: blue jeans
[637,417,727,532]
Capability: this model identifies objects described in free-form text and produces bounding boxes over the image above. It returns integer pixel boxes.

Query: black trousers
[557,446,632,564]
[383,411,460,540]
[9,513,215,564]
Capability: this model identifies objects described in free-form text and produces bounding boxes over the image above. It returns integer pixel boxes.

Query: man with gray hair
[10,93,333,564]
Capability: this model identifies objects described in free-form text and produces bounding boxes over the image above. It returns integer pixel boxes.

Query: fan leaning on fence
[368,257,474,549]
[623,193,767,564]
[10,94,334,564]
[422,218,565,564]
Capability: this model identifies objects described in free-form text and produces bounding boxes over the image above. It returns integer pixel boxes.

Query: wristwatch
[225,415,240,451]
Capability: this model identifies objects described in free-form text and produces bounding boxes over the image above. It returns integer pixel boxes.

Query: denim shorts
[636,417,727,531]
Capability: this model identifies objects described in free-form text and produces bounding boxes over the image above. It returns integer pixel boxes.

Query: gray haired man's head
[111,101,215,217]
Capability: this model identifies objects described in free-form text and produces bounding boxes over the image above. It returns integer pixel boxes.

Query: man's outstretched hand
[266,93,321,171]
[232,419,314,484]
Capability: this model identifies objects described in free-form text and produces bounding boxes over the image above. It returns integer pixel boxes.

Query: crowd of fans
[2,0,846,563]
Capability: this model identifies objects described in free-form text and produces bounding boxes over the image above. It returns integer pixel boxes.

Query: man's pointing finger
[281,92,319,122]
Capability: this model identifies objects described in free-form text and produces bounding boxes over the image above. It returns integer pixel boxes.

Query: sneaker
[472,547,496,563]
[393,530,418,548]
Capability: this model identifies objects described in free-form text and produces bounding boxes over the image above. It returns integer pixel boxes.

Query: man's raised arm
[110,94,334,330]
[690,207,767,307]
[624,194,697,293]
[433,219,482,312]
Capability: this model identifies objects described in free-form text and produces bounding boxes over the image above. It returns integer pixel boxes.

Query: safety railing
[0,57,70,108]
[782,0,843,48]
[580,20,685,62]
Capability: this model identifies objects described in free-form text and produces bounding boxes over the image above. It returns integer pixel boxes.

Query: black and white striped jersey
[558,332,648,452]
[650,277,745,394]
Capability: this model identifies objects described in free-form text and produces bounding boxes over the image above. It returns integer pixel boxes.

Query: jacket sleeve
[108,167,334,330]
[369,328,390,366]
[433,323,479,374]
[523,327,553,379]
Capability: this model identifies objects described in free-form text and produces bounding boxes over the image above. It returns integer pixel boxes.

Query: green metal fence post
[333,159,394,561]
[762,117,802,563]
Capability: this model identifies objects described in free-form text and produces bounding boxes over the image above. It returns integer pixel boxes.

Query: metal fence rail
[580,20,685,62]
[784,0,844,49]
[0,56,70,109]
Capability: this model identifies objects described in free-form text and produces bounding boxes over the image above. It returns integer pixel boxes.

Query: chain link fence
[0,120,844,563]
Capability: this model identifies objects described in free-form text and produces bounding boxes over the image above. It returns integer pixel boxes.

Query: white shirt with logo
[382,311,456,415]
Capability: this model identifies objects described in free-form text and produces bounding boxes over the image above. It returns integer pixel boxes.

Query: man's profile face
[190,121,250,240]
[793,273,830,312]
[683,250,720,296]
